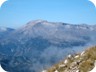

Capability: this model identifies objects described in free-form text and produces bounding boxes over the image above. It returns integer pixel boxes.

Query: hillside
[0,20,96,72]
[46,46,96,72]
[0,27,14,39]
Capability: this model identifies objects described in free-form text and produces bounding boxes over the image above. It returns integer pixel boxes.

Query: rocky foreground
[44,46,96,72]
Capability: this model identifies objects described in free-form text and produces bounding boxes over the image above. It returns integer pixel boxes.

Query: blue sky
[0,0,96,28]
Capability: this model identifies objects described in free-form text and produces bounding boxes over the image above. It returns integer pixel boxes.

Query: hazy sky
[0,0,96,28]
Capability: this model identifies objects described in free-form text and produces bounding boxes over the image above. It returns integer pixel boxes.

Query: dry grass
[47,46,96,72]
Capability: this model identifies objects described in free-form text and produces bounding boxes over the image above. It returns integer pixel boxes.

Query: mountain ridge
[0,20,96,72]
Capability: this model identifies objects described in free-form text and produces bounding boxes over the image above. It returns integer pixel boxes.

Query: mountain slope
[0,20,96,72]
[46,46,96,72]
[0,27,14,39]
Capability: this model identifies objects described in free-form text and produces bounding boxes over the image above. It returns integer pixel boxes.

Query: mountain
[46,46,96,72]
[0,20,96,72]
[0,27,14,39]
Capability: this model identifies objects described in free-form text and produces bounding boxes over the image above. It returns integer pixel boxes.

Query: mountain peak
[22,19,48,28]
[33,19,48,22]
[27,19,48,24]
[0,27,14,32]
[0,27,7,31]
